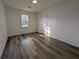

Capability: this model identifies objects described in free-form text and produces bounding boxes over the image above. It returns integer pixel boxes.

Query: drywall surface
[6,7,37,36]
[38,0,79,47]
[0,0,7,58]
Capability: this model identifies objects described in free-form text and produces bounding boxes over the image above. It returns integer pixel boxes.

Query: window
[21,14,29,27]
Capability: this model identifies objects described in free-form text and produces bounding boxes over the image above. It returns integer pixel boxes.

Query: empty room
[0,0,79,59]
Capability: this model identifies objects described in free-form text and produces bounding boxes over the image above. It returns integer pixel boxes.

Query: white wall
[6,7,37,36]
[0,0,7,58]
[38,0,79,48]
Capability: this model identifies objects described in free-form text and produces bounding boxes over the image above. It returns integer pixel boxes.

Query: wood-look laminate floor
[1,33,79,59]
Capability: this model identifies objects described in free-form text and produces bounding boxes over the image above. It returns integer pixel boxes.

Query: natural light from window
[21,14,29,27]
[44,24,51,37]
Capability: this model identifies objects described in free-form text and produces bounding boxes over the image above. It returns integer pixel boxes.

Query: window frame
[21,14,29,28]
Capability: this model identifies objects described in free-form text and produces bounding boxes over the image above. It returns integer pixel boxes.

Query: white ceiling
[3,0,62,12]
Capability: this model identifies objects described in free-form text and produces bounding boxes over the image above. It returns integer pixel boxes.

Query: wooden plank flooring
[1,33,79,59]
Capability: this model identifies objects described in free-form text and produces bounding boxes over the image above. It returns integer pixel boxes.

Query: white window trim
[21,14,29,28]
